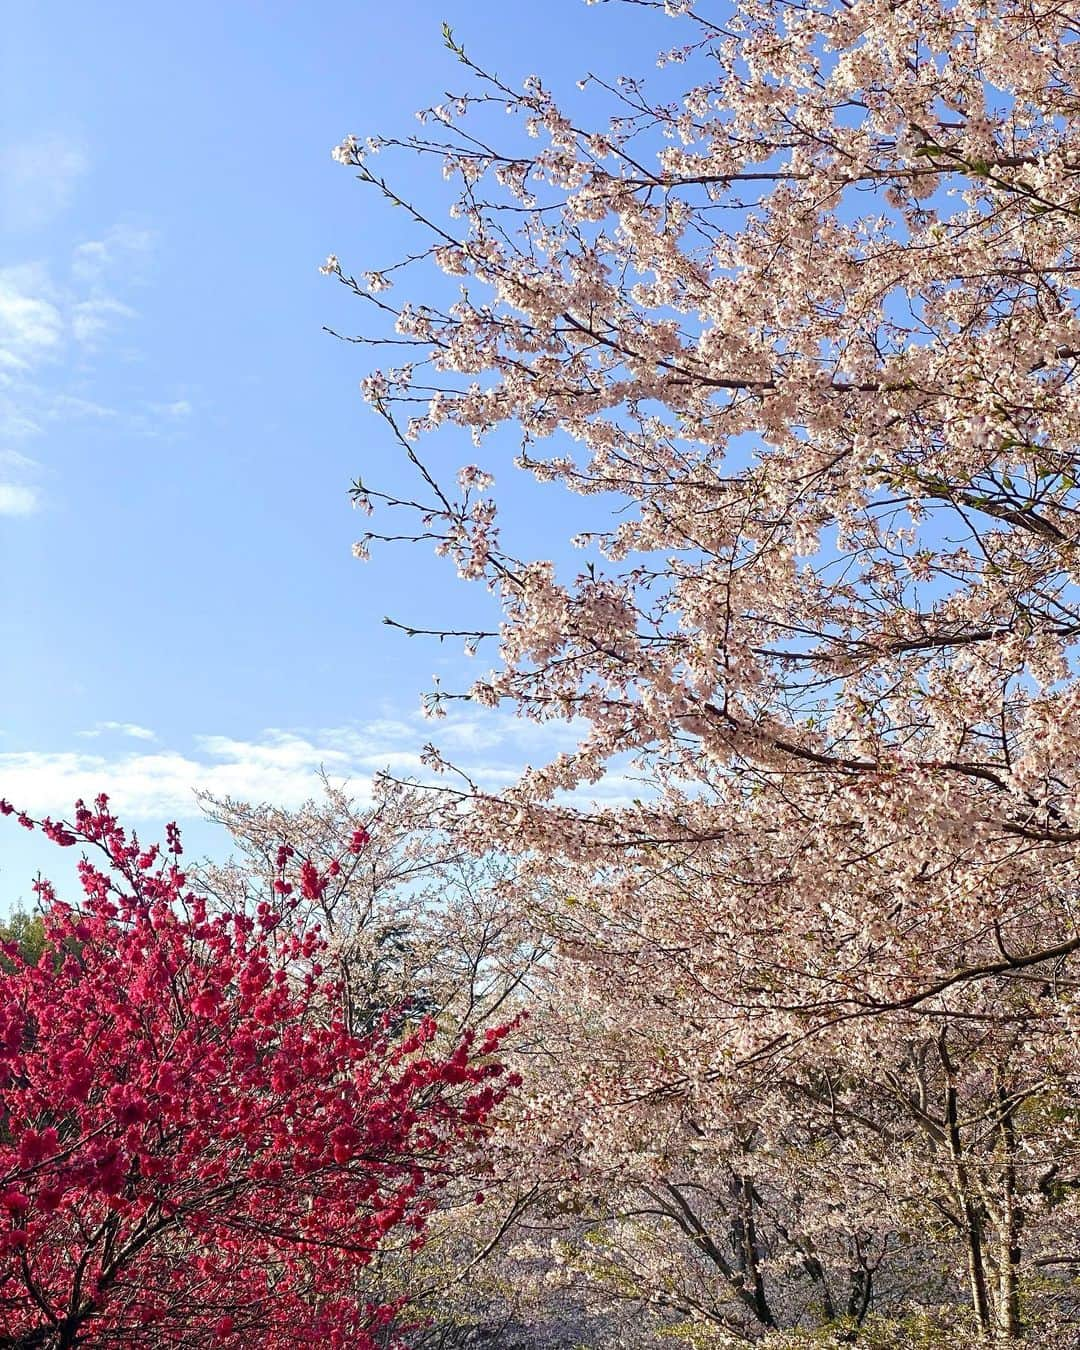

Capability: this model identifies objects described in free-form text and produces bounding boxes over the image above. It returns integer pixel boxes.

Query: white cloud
[0,449,40,472]
[78,721,157,741]
[71,296,136,347]
[70,241,108,283]
[0,402,41,439]
[0,229,150,372]
[71,225,155,286]
[0,234,143,448]
[0,483,38,516]
[135,398,195,440]
[0,740,370,823]
[0,135,89,231]
[0,711,606,824]
[45,394,117,421]
[0,447,42,515]
[0,265,63,369]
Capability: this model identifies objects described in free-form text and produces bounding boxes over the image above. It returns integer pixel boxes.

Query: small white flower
[331,134,360,164]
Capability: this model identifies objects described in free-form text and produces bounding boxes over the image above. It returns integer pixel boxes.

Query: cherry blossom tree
[0,796,515,1350]
[326,0,1080,1341]
[195,775,539,1039]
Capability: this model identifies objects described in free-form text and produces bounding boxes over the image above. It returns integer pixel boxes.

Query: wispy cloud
[68,228,152,350]
[0,447,44,516]
[0,265,63,370]
[78,722,157,742]
[148,399,192,420]
[44,394,116,422]
[71,296,137,348]
[0,134,89,231]
[0,449,40,473]
[0,228,152,445]
[0,230,154,376]
[71,225,155,287]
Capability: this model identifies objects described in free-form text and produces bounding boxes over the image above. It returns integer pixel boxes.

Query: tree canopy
[326,0,1080,1342]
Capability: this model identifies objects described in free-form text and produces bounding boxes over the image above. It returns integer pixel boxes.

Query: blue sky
[0,1,674,902]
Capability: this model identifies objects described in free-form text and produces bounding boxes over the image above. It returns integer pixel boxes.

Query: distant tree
[0,912,45,972]
[0,796,516,1349]
[195,775,539,1039]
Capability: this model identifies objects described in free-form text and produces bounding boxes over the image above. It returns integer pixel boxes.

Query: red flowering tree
[0,796,515,1349]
